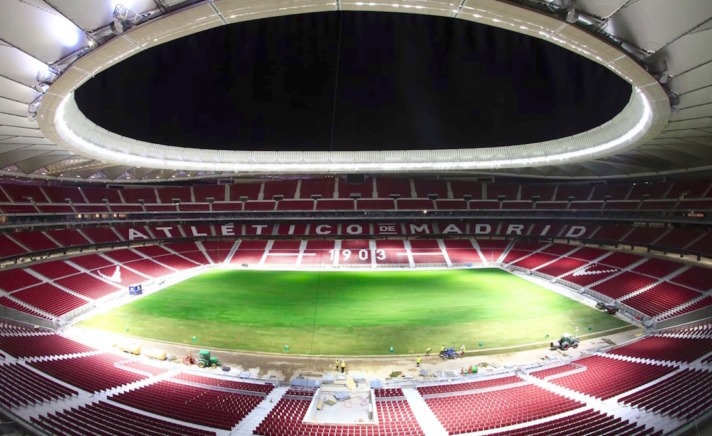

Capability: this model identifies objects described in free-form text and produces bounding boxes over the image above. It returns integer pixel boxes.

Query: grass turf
[79,268,632,355]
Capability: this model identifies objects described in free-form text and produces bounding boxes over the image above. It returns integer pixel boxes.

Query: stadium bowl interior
[0,0,711,435]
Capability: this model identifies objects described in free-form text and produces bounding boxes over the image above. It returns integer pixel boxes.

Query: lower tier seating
[30,354,147,393]
[0,363,78,409]
[110,380,265,430]
[492,408,660,436]
[541,356,675,400]
[619,368,712,421]
[0,334,94,358]
[423,382,583,434]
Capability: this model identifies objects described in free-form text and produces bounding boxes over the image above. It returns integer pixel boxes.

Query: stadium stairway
[401,386,448,436]
[232,386,289,435]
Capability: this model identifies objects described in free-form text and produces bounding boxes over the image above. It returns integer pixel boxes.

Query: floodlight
[565,9,578,24]
[28,95,43,122]
[33,82,50,94]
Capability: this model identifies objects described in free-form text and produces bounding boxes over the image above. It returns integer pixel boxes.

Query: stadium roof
[0,0,711,182]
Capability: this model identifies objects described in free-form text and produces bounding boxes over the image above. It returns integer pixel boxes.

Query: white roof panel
[0,43,48,86]
[48,0,157,31]
[609,0,712,53]
[0,0,708,180]
[0,76,36,104]
[0,0,89,63]
[0,96,31,117]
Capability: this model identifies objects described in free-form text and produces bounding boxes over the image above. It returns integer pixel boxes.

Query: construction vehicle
[439,347,460,360]
[596,301,619,314]
[550,333,580,351]
[197,349,221,368]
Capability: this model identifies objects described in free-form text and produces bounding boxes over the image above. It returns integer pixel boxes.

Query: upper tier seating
[486,182,519,200]
[300,178,335,199]
[413,178,448,199]
[629,181,673,200]
[155,186,192,203]
[121,188,157,203]
[590,183,632,200]
[229,183,261,201]
[193,184,226,202]
[263,180,299,200]
[666,180,711,199]
[450,180,483,199]
[316,199,355,210]
[81,187,123,203]
[338,177,373,198]
[554,184,592,201]
[520,183,556,201]
[1,184,47,202]
[376,177,412,198]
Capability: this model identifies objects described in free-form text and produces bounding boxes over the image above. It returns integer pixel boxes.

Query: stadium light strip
[55,88,652,173]
[45,0,669,177]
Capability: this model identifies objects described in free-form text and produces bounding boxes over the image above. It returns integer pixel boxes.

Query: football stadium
[0,1,711,435]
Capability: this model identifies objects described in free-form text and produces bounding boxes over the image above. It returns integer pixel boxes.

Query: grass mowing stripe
[79,268,631,355]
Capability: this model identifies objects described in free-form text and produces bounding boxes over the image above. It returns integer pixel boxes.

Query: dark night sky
[75,11,631,152]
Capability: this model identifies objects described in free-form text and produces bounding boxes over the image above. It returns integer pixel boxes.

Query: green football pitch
[79,268,633,355]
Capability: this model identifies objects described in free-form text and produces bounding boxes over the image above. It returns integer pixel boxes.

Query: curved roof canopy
[1,0,711,181]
